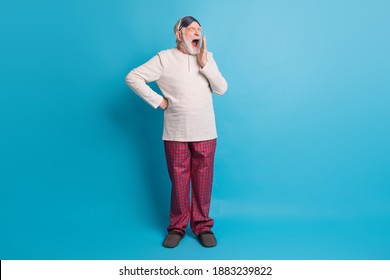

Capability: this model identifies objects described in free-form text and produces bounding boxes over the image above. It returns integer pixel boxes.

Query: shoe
[198,231,217,247]
[163,231,184,248]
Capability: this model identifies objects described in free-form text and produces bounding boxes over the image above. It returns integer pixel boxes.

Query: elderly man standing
[125,16,227,248]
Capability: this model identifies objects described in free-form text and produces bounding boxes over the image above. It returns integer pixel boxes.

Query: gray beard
[181,36,199,55]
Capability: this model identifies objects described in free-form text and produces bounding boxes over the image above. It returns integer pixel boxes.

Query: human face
[177,21,202,55]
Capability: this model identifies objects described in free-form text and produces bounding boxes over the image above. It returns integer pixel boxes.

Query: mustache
[181,36,201,55]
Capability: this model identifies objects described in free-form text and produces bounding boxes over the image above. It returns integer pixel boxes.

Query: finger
[202,35,207,50]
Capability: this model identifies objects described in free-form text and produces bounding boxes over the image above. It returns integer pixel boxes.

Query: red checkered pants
[164,139,216,236]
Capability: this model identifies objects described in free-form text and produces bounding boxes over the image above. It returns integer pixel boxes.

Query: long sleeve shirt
[125,48,228,142]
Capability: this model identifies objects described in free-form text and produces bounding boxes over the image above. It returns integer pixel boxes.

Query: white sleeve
[199,52,228,95]
[125,54,164,109]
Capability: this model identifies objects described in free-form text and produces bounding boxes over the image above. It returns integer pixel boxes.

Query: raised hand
[197,35,208,68]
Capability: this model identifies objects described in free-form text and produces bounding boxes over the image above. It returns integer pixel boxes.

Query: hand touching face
[197,35,208,68]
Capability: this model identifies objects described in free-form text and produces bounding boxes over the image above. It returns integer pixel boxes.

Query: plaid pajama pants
[164,138,217,236]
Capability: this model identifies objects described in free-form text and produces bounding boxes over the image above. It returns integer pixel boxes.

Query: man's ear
[175,31,182,42]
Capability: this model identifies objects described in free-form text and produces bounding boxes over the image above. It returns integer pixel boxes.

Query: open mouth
[192,39,200,48]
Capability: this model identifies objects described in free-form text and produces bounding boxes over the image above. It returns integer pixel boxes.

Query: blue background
[1,0,389,259]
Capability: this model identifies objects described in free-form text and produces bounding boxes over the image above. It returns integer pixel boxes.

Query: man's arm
[125,54,167,109]
[198,36,228,95]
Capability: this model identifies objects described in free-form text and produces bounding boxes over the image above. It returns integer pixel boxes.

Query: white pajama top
[125,48,228,142]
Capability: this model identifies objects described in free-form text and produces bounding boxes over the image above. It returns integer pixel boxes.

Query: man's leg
[164,141,191,236]
[189,139,217,236]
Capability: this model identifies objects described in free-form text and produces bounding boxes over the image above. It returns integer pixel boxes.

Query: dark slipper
[198,231,217,247]
[163,231,184,248]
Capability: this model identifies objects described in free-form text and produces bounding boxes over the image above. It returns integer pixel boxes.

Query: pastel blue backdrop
[1,0,389,259]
